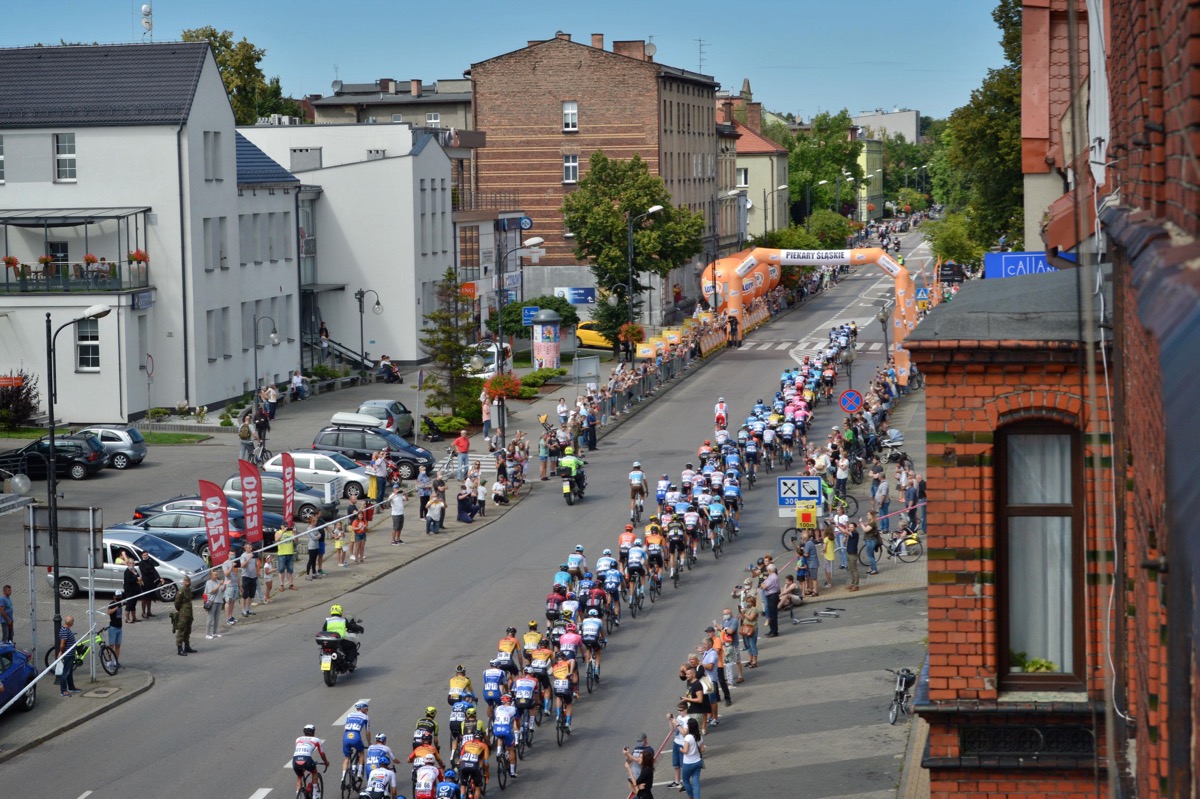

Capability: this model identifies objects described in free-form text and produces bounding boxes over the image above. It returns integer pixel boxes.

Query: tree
[418,268,477,413]
[897,187,928,213]
[928,128,970,209]
[485,294,581,339]
[805,210,856,248]
[786,110,864,221]
[561,152,705,346]
[257,76,304,120]
[924,213,986,267]
[181,27,302,125]
[0,370,40,431]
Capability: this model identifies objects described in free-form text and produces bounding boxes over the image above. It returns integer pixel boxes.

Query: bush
[453,401,483,425]
[517,386,539,400]
[0,370,40,431]
[429,415,471,434]
[308,364,341,381]
[521,367,569,388]
[219,418,234,427]
[148,407,171,421]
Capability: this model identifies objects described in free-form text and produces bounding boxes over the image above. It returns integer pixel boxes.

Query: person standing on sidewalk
[239,543,259,617]
[453,430,471,482]
[720,608,744,685]
[0,584,13,643]
[57,616,80,696]
[389,484,406,545]
[105,592,124,668]
[667,701,689,789]
[846,523,862,592]
[761,564,780,637]
[680,717,705,799]
[275,525,296,592]
[416,466,432,519]
[173,575,196,655]
[204,569,225,639]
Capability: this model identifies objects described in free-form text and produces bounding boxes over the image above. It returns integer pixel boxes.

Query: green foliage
[787,110,864,216]
[181,27,301,125]
[419,267,477,413]
[485,294,581,339]
[0,370,40,431]
[429,415,471,434]
[148,407,172,421]
[517,386,540,400]
[928,129,970,210]
[520,367,567,388]
[561,151,705,345]
[760,119,795,149]
[897,188,928,213]
[1025,657,1058,673]
[308,364,341,380]
[923,213,986,267]
[258,76,304,120]
[805,211,856,248]
[219,418,234,427]
[993,0,1022,66]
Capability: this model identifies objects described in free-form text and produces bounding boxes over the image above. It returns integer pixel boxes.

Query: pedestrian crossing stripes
[436,451,498,477]
[741,340,884,352]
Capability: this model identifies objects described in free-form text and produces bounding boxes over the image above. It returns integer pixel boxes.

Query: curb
[0,669,155,765]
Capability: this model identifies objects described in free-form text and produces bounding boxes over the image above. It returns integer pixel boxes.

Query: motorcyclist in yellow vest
[559,447,585,489]
[322,604,360,666]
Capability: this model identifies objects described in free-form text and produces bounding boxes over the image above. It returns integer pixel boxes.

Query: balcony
[1,261,151,295]
[452,189,522,213]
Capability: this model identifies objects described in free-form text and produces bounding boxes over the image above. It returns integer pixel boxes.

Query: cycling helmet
[466,707,477,718]
[564,446,574,455]
[603,548,612,556]
[704,439,711,446]
[662,473,669,479]
[624,524,634,532]
[632,461,641,468]
[455,664,466,675]
[757,398,764,404]
[718,397,725,402]
[505,626,517,637]
[355,700,369,710]
[555,651,570,661]
[303,724,316,735]
[560,562,570,571]
[500,694,513,705]
[330,604,343,617]
[649,516,659,523]
[528,620,539,630]
[565,623,578,633]
[566,591,576,600]
[524,665,535,674]
[375,733,387,743]
[444,769,458,783]
[575,545,585,552]
[561,608,575,620]
[584,572,593,579]
[587,608,599,618]
[425,707,437,719]
[633,538,643,547]
[686,462,694,470]
[688,505,697,512]
[377,755,391,768]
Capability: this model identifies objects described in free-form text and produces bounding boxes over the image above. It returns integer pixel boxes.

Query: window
[54,133,76,181]
[997,424,1083,688]
[367,149,386,160]
[0,135,5,183]
[425,112,441,127]
[562,101,578,131]
[563,155,579,184]
[391,114,404,123]
[736,167,749,188]
[76,318,99,370]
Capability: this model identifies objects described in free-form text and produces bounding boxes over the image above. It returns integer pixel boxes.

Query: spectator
[625,732,652,782]
[491,476,509,505]
[453,430,471,481]
[916,472,927,533]
[57,616,80,696]
[275,525,297,591]
[431,471,447,504]
[0,584,13,643]
[173,575,196,655]
[475,474,488,517]
[822,529,836,589]
[720,608,744,685]
[320,329,331,363]
[416,466,432,519]
[389,484,406,545]
[847,520,862,592]
[861,511,882,575]
[481,396,492,442]
[331,523,347,567]
[680,717,705,799]
[237,413,255,461]
[777,575,803,618]
[239,543,259,616]
[556,398,568,425]
[537,434,550,481]
[739,596,760,667]
[253,404,271,444]
[138,551,162,620]
[261,554,275,603]
[266,384,279,420]
[203,570,225,640]
[802,533,819,597]
[905,471,920,529]
[290,370,309,401]
[456,484,477,524]
[351,502,369,563]
[761,563,780,637]
[122,558,142,623]
[105,592,124,668]
[625,745,655,799]
[667,701,690,788]
[874,475,891,534]
[305,524,322,580]
[680,665,710,735]
[223,557,240,625]
[426,496,445,533]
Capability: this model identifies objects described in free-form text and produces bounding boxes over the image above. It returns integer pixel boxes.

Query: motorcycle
[316,618,364,687]
[560,468,585,505]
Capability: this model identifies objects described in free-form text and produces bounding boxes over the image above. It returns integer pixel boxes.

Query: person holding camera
[625,744,655,799]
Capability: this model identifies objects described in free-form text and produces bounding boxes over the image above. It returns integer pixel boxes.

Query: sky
[3,0,1005,120]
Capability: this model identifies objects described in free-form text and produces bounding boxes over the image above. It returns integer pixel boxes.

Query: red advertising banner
[238,460,264,544]
[281,452,296,528]
[199,480,232,566]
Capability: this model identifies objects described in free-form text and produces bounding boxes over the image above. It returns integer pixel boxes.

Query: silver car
[76,424,148,470]
[261,450,369,500]
[46,530,208,602]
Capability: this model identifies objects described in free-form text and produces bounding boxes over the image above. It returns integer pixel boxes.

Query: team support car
[75,424,148,470]
[0,642,38,714]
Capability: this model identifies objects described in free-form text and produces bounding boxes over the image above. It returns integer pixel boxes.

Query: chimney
[410,79,422,97]
[378,78,396,94]
[746,102,763,133]
[591,33,604,49]
[721,99,734,125]
[612,40,647,61]
[555,31,571,41]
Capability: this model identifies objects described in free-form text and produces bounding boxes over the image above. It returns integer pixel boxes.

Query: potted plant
[1025,657,1058,673]
[618,321,646,345]
[1009,650,1028,672]
[483,372,522,400]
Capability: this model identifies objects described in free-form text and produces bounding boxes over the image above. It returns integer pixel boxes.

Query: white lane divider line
[248,790,273,799]
[334,699,371,727]
[76,793,94,799]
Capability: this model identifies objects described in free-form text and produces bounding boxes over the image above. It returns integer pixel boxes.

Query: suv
[355,400,415,438]
[311,424,434,480]
[0,434,108,481]
[76,424,148,470]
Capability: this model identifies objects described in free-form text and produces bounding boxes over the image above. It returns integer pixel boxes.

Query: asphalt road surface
[2,241,926,799]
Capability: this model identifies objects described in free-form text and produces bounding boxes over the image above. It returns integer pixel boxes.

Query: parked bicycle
[884,524,924,563]
[44,625,119,676]
[886,667,917,724]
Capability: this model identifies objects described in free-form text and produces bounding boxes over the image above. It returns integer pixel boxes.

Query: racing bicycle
[341,749,363,799]
[297,763,327,799]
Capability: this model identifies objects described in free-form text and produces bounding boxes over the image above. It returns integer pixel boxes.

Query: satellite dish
[744,199,754,209]
[331,80,344,93]
[141,4,152,15]
[644,43,657,57]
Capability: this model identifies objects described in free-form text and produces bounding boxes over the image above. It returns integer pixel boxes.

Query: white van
[469,340,513,379]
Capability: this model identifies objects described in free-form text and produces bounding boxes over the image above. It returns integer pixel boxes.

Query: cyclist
[408,736,445,771]
[447,664,473,706]
[481,659,510,721]
[595,548,618,574]
[714,397,728,428]
[762,424,778,467]
[753,397,767,415]
[682,504,702,559]
[527,641,555,714]
[707,495,728,548]
[655,474,671,515]
[822,362,836,402]
[342,699,370,783]
[495,626,523,677]
[665,515,687,578]
[697,439,713,459]
[779,417,797,460]
[434,769,460,799]
[547,611,569,651]
[492,694,520,780]
[558,622,583,676]
[551,650,577,732]
[617,524,637,568]
[628,461,647,522]
[512,667,541,725]
[414,707,440,754]
[602,562,625,626]
[411,759,439,799]
[743,435,760,479]
[292,723,329,797]
[447,694,475,759]
[551,563,573,593]
[521,620,543,655]
[363,754,399,799]
[644,524,667,587]
[714,426,731,448]
[723,475,742,531]
[627,538,649,596]
[725,441,743,473]
[561,590,581,621]
[584,573,608,618]
[545,583,567,623]
[566,545,588,584]
[680,463,697,495]
[456,734,490,799]
[581,608,607,680]
[460,707,489,747]
[365,732,397,774]
[322,603,361,671]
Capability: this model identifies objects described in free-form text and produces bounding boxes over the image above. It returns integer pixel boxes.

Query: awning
[0,207,151,228]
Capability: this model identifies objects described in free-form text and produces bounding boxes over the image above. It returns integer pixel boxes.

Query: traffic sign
[839,389,863,414]
[0,375,24,387]
[522,306,541,326]
[915,287,930,301]
[799,476,822,502]
[519,216,533,230]
[777,477,799,506]
[795,501,818,529]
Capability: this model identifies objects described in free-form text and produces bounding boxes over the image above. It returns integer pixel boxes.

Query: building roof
[0,41,211,129]
[471,35,717,88]
[733,121,787,155]
[235,132,299,186]
[309,92,472,108]
[906,265,1110,344]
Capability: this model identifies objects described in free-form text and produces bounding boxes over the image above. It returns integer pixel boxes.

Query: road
[0,232,929,799]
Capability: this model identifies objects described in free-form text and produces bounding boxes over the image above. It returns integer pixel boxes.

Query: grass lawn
[512,350,615,368]
[139,432,211,445]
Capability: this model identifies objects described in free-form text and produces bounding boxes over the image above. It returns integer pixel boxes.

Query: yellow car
[575,321,614,349]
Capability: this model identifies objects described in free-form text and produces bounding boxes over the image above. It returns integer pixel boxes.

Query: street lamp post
[807,180,829,232]
[764,184,789,234]
[251,314,280,410]
[626,205,665,328]
[44,304,111,634]
[354,288,383,382]
[493,236,544,450]
[834,175,854,215]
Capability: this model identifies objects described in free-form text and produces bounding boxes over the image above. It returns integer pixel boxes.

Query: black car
[311,424,435,479]
[0,434,108,481]
[133,495,286,536]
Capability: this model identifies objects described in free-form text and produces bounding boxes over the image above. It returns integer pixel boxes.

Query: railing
[452,189,522,213]
[1,262,151,294]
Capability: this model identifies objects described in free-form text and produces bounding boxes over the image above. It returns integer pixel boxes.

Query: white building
[0,42,301,422]
[851,108,921,144]
[238,122,464,365]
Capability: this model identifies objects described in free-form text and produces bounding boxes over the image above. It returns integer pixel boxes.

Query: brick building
[469,32,735,323]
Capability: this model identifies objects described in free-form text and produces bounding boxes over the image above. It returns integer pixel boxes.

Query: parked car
[575,320,614,350]
[111,508,273,562]
[355,400,415,438]
[0,434,108,481]
[46,530,207,602]
[468,340,513,379]
[131,495,286,538]
[220,473,340,523]
[0,642,38,714]
[261,450,370,500]
[311,423,435,480]
[75,424,148,470]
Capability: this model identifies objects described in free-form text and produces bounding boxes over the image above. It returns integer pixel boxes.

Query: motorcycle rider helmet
[500,694,513,705]
[425,707,437,719]
[455,664,466,675]
[564,446,574,455]
[303,724,316,735]
[375,733,387,743]
[506,626,517,637]
[330,604,343,617]
[444,769,458,783]
[355,700,369,711]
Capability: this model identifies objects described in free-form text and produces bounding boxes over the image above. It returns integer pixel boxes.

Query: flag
[238,460,263,544]
[199,480,232,566]
[281,452,296,528]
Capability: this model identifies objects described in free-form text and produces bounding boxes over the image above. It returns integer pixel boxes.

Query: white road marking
[248,790,273,799]
[76,793,94,799]
[334,699,371,727]
[775,342,793,350]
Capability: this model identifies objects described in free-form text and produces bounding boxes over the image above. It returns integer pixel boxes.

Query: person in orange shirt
[617,524,637,568]
[457,736,489,799]
[494,626,523,677]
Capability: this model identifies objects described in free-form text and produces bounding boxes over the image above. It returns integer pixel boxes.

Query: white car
[260,450,369,500]
[47,530,207,602]
[469,341,513,380]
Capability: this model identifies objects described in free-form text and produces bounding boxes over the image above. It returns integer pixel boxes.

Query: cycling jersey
[409,743,440,767]
[762,428,777,444]
[666,491,683,509]
[683,511,700,531]
[666,523,686,542]
[561,599,580,618]
[586,585,608,608]
[715,429,730,445]
[460,718,488,745]
[566,553,587,573]
[458,739,488,769]
[708,501,726,520]
[545,592,564,620]
[448,675,473,703]
[551,660,574,698]
[449,700,471,732]
[655,479,670,501]
[629,469,646,487]
[595,556,618,572]
[780,422,796,440]
[644,533,665,555]
[435,781,459,799]
[343,710,369,754]
[673,501,690,516]
[367,766,399,796]
[528,647,553,677]
[723,484,742,502]
[552,570,573,589]
[522,631,543,653]
[512,675,540,709]
[725,452,741,469]
[603,568,623,594]
[294,735,325,760]
[412,765,438,799]
[696,491,713,509]
[626,546,647,568]
[581,617,604,644]
[617,531,636,552]
[493,704,519,745]
[558,630,583,657]
[680,468,696,485]
[482,667,507,703]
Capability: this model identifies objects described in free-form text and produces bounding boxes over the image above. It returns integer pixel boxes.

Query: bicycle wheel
[713,537,721,559]
[648,577,656,603]
[605,608,615,634]
[888,697,899,725]
[841,495,859,516]
[672,564,680,589]
[586,663,595,694]
[727,518,738,541]
[556,715,566,747]
[897,540,924,563]
[516,728,526,761]
[100,644,119,675]
[314,772,324,799]
[525,716,536,747]
[629,588,639,618]
[781,527,801,552]
[497,753,508,790]
[535,699,545,727]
